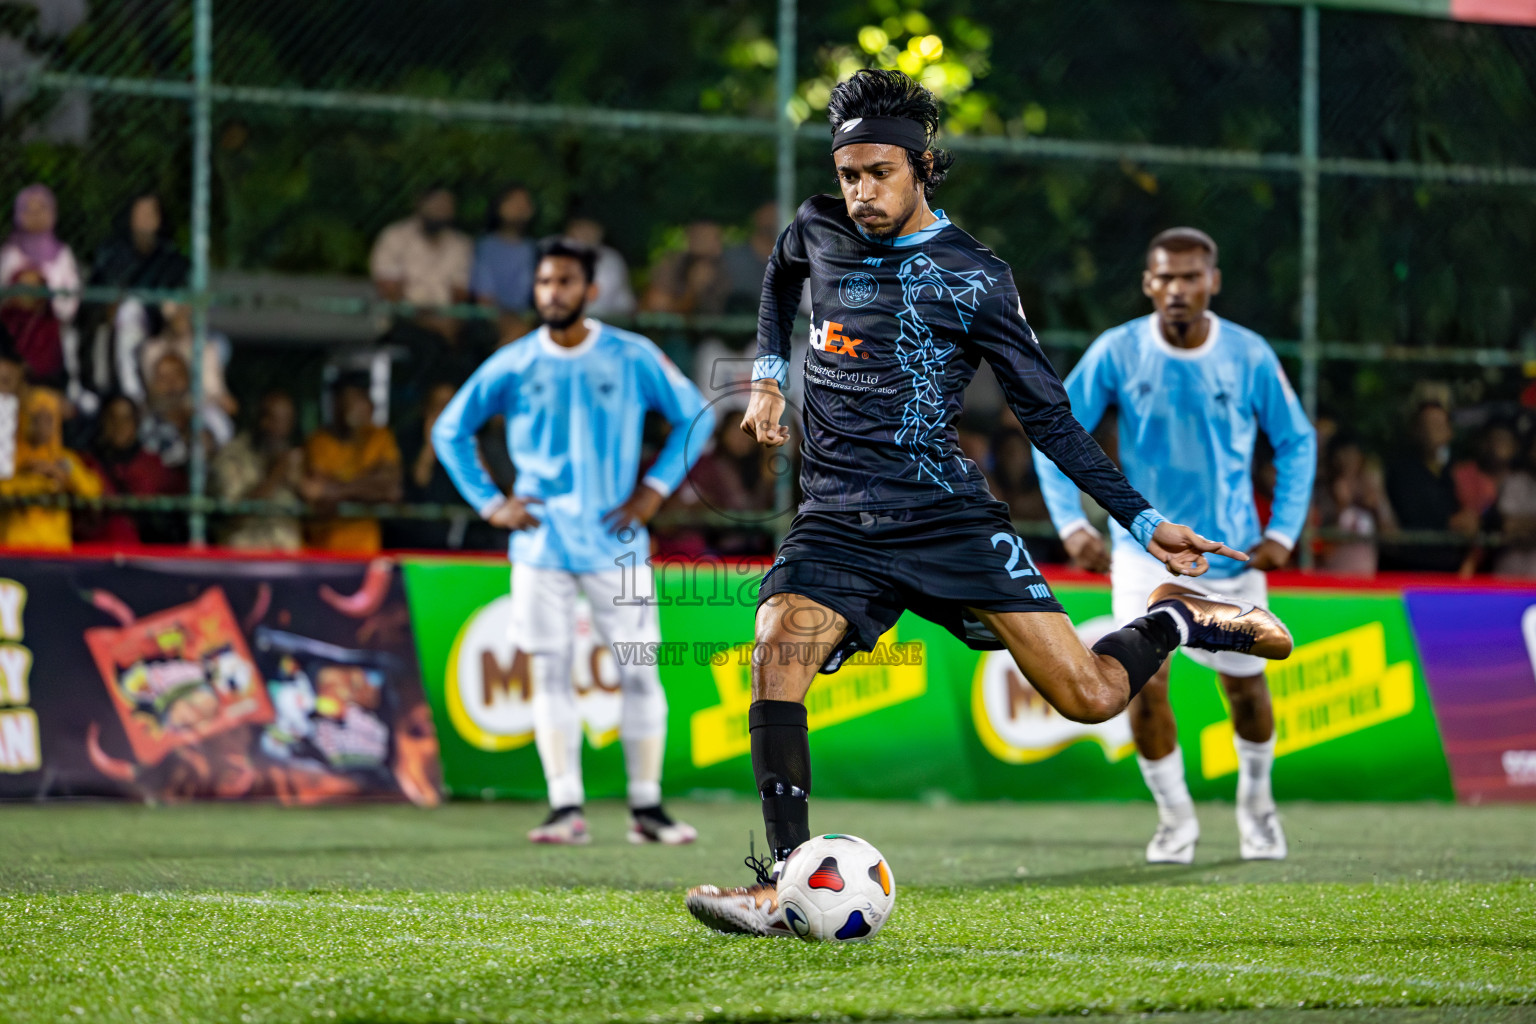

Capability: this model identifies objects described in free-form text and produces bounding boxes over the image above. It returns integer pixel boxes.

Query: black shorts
[757,495,1065,673]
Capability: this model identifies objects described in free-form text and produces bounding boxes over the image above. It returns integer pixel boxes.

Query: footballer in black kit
[684,69,1296,938]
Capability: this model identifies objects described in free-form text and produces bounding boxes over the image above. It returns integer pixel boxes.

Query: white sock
[530,647,583,810]
[618,662,668,809]
[1137,747,1195,823]
[1235,734,1277,814]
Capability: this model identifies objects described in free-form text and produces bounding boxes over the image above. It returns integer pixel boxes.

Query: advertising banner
[0,556,441,805]
[402,558,1455,804]
[1404,587,1536,803]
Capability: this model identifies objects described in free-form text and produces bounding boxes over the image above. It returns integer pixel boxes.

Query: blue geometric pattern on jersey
[893,251,995,489]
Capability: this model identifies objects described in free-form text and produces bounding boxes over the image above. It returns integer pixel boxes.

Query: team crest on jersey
[839,271,880,308]
[809,318,870,359]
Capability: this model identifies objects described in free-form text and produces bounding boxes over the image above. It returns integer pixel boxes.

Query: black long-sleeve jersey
[754,194,1158,535]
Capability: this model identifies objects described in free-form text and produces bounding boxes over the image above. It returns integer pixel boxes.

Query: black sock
[749,699,811,863]
[1091,611,1180,699]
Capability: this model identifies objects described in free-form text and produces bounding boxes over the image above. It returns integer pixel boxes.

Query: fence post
[187,0,213,546]
[775,0,797,231]
[1298,3,1320,568]
[772,0,797,544]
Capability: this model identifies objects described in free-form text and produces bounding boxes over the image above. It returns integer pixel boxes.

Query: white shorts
[1110,546,1269,677]
[509,562,662,654]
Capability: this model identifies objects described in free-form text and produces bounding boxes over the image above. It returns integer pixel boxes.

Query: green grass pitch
[1,799,1533,1024]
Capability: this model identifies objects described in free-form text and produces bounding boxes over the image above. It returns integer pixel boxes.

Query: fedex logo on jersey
[809,317,871,359]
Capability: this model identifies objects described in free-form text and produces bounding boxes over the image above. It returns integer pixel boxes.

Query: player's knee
[1059,666,1126,724]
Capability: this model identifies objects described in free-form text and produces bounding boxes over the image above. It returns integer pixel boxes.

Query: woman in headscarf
[0,185,81,387]
[0,387,102,550]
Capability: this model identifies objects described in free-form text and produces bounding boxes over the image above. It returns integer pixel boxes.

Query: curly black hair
[826,69,954,199]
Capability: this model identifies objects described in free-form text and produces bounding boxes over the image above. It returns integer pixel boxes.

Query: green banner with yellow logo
[401,558,1453,802]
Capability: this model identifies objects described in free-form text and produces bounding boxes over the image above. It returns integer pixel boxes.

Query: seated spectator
[86,192,188,397]
[139,350,233,472]
[300,376,402,554]
[0,266,65,389]
[372,186,476,389]
[0,343,24,478]
[77,393,181,545]
[642,221,730,315]
[1492,432,1536,578]
[472,184,538,341]
[0,184,79,390]
[211,390,303,551]
[1314,432,1395,576]
[1384,401,1473,573]
[564,217,636,321]
[387,380,504,551]
[0,388,101,551]
[662,413,775,558]
[136,300,236,416]
[1453,422,1517,523]
[721,201,779,314]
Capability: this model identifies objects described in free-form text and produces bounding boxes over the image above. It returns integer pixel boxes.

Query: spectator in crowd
[661,413,776,558]
[300,375,402,554]
[372,186,477,394]
[139,349,232,473]
[0,343,24,478]
[0,387,101,551]
[0,266,66,389]
[211,390,303,551]
[1384,401,1473,572]
[134,300,236,416]
[0,184,79,389]
[85,192,189,397]
[77,393,181,545]
[1313,432,1396,576]
[472,184,538,339]
[642,221,730,316]
[89,193,189,291]
[564,217,636,320]
[1491,432,1536,578]
[387,380,505,551]
[1453,422,1518,523]
[721,201,780,314]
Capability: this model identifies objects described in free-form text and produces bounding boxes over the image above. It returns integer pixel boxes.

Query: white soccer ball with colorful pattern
[776,834,895,942]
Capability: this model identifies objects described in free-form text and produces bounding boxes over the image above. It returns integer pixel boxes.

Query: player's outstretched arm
[1146,521,1249,578]
[741,378,790,447]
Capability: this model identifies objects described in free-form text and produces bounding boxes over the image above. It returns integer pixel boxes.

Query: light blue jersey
[433,320,714,574]
[1034,314,1315,579]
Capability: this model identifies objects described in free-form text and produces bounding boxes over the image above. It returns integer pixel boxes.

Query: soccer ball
[776,834,895,942]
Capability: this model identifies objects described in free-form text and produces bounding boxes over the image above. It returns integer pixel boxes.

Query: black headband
[830,116,931,154]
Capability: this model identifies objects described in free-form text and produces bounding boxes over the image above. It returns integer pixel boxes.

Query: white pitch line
[948,946,1523,999]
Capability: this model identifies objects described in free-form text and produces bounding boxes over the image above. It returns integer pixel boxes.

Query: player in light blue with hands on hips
[1034,228,1316,865]
[433,237,715,846]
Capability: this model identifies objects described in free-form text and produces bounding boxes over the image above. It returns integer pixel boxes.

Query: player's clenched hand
[488,495,544,531]
[1147,521,1249,577]
[741,379,790,447]
[1063,527,1111,574]
[1246,538,1292,572]
[603,483,665,536]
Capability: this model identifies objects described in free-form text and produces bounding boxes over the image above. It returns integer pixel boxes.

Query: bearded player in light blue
[1035,228,1315,865]
[434,237,715,846]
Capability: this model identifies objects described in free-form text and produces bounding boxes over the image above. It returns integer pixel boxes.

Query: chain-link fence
[2,0,1534,569]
